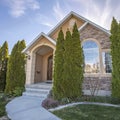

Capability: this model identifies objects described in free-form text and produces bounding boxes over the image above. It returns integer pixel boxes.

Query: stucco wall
[50,16,85,40]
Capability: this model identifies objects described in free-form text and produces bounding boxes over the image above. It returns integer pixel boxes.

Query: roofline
[47,11,85,36]
[72,11,110,35]
[48,11,110,36]
[78,22,88,31]
[23,32,56,53]
[23,11,110,53]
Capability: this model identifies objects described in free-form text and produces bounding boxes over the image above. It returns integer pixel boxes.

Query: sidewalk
[6,96,60,120]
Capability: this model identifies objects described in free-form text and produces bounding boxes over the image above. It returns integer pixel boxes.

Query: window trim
[101,49,112,74]
[82,38,111,76]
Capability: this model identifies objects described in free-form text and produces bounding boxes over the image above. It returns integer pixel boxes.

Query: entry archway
[34,45,54,83]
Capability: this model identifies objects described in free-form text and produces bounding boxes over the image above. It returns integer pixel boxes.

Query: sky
[0,0,120,52]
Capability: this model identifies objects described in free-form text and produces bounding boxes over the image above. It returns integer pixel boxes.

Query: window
[83,40,100,73]
[102,52,112,73]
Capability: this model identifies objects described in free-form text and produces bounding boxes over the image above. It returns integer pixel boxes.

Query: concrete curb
[49,102,120,112]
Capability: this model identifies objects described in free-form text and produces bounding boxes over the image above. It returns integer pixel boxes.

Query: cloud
[100,0,112,29]
[34,14,55,28]
[53,1,67,21]
[63,0,118,29]
[6,0,40,17]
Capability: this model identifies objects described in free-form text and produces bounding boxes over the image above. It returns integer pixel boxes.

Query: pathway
[6,83,60,120]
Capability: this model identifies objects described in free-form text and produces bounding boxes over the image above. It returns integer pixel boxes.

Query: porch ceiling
[36,46,53,55]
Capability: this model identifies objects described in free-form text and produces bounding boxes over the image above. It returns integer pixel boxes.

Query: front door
[47,55,53,80]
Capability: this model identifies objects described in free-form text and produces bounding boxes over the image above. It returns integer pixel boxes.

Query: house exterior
[23,11,112,96]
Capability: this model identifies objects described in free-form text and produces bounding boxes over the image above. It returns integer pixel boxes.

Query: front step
[23,83,52,98]
[22,92,47,98]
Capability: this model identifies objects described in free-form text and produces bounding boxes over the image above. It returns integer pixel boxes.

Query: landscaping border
[49,102,120,112]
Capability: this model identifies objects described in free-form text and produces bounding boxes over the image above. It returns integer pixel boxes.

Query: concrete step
[25,88,50,94]
[22,92,47,98]
[23,83,52,98]
[26,84,52,90]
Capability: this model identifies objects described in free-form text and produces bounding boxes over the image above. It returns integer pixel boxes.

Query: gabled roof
[48,11,110,36]
[23,11,110,53]
[23,32,56,53]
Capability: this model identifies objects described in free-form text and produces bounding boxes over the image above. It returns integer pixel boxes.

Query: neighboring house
[23,11,112,96]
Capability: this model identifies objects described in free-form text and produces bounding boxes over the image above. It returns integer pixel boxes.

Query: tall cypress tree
[0,41,9,91]
[53,28,65,100]
[5,40,26,94]
[111,17,120,98]
[62,30,73,98]
[69,23,83,98]
[0,46,2,91]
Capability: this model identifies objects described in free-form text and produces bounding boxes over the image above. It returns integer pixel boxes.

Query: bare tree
[88,75,101,97]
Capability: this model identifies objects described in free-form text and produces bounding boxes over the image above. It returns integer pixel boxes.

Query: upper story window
[83,40,100,73]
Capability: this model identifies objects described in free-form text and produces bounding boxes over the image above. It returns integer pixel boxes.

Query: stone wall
[82,76,111,96]
[80,23,112,96]
[80,23,110,50]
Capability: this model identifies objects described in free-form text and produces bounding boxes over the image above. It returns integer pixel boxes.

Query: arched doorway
[34,45,53,83]
[47,55,53,81]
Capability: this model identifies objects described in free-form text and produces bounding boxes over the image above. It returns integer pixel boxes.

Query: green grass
[0,100,8,117]
[0,93,11,117]
[53,104,120,120]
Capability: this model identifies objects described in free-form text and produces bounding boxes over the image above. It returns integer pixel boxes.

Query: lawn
[0,93,11,117]
[0,100,7,117]
[52,104,120,120]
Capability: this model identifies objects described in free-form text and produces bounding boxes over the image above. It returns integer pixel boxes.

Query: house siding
[80,23,110,50]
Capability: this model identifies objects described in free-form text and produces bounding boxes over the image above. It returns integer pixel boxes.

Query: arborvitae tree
[53,28,65,100]
[0,41,9,91]
[111,17,120,98]
[0,46,2,91]
[62,30,73,98]
[69,23,83,98]
[5,40,26,94]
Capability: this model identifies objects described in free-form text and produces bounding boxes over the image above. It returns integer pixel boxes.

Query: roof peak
[48,11,110,36]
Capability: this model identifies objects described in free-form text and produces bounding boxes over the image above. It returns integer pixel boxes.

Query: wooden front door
[47,55,53,80]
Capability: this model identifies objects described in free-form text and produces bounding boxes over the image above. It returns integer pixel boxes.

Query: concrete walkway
[6,96,60,120]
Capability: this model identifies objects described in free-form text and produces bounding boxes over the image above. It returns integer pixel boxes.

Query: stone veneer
[82,76,111,96]
[83,76,111,91]
[80,23,110,49]
[80,23,111,96]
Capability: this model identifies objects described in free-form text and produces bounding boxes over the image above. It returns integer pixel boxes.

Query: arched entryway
[34,45,54,83]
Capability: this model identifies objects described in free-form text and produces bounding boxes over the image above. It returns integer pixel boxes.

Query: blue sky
[0,0,120,52]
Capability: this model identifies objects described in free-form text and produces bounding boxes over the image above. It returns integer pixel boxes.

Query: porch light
[27,55,31,60]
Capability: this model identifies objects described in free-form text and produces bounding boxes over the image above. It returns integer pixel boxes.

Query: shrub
[13,87,24,97]
[42,98,59,109]
[5,40,26,94]
[0,41,9,92]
